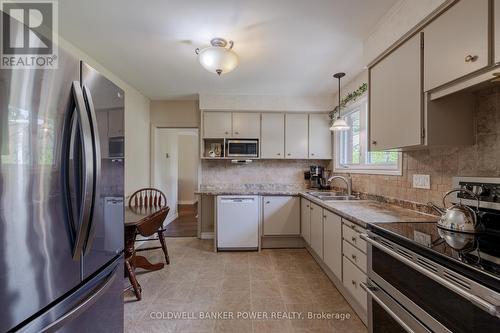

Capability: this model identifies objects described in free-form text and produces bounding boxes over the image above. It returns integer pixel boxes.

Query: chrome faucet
[327,174,352,196]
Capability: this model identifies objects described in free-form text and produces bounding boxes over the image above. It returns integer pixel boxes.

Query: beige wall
[58,38,151,198]
[363,0,447,65]
[150,100,200,127]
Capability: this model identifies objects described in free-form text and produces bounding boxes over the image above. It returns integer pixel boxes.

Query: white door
[300,198,311,244]
[323,210,342,280]
[310,203,323,259]
[153,128,178,218]
[108,108,124,137]
[262,196,300,235]
[496,0,500,64]
[370,33,422,151]
[203,112,232,138]
[423,0,489,91]
[308,114,332,159]
[261,113,285,159]
[232,113,261,138]
[285,113,308,159]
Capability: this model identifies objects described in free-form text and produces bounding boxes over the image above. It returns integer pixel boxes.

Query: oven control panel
[457,181,500,203]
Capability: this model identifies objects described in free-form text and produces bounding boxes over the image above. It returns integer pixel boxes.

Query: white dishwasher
[217,195,259,250]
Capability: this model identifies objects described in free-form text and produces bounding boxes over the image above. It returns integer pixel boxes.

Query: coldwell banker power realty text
[1,0,58,69]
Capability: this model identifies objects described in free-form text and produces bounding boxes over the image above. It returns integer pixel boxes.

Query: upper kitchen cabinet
[108,108,124,137]
[232,112,261,138]
[285,113,308,159]
[496,0,500,64]
[369,33,423,151]
[203,112,232,138]
[423,0,489,91]
[261,113,285,158]
[308,114,332,159]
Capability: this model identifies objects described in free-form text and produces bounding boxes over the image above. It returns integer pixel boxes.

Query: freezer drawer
[217,196,259,250]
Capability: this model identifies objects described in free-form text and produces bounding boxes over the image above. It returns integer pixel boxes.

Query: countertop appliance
[226,139,259,158]
[1,17,125,332]
[308,165,325,189]
[362,177,500,333]
[216,196,259,250]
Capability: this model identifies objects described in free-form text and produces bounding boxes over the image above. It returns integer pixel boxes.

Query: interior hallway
[164,204,198,237]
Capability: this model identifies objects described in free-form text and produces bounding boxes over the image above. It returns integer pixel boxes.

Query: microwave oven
[108,136,124,158]
[227,140,259,158]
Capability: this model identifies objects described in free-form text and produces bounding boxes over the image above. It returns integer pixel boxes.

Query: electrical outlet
[413,174,430,189]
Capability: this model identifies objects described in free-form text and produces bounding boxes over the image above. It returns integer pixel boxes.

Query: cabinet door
[343,256,367,312]
[323,210,342,280]
[203,112,232,138]
[496,0,500,64]
[285,114,308,159]
[424,0,489,91]
[308,114,332,159]
[300,198,311,244]
[309,203,323,259]
[107,109,124,137]
[262,196,300,235]
[261,113,285,158]
[232,112,261,138]
[370,33,422,151]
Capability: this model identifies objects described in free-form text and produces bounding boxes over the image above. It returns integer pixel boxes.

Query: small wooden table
[124,206,169,300]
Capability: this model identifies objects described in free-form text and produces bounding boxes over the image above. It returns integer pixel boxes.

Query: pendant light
[330,72,350,131]
[195,38,239,76]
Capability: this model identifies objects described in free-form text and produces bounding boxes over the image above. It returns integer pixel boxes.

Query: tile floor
[124,238,367,333]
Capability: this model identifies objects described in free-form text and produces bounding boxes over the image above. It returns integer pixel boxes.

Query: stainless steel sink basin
[307,191,361,201]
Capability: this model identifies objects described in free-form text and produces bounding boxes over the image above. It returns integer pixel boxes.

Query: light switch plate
[413,174,431,189]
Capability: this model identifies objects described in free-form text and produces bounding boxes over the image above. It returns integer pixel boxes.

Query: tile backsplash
[339,86,500,206]
[201,159,330,189]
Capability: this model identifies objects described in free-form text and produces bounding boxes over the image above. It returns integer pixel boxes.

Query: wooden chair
[128,188,170,264]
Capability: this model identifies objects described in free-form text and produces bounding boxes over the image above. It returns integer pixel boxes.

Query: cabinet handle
[306,205,309,208]
[465,55,478,63]
[277,153,281,156]
[351,236,357,243]
[225,131,229,135]
[323,215,327,219]
[372,140,377,145]
[235,131,239,135]
[352,280,357,287]
[265,201,270,204]
[287,153,291,156]
[351,254,357,261]
[311,153,315,156]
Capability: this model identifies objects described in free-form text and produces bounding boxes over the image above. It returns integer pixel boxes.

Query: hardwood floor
[164,203,198,237]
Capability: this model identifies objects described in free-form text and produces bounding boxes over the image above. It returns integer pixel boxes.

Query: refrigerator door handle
[70,81,95,260]
[82,85,101,254]
[18,261,119,333]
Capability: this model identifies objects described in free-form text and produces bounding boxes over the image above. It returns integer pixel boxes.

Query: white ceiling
[59,0,396,100]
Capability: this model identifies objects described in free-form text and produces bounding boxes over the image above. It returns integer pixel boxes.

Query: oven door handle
[361,282,417,333]
[361,234,500,319]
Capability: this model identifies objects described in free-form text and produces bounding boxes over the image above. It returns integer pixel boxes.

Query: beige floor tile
[250,279,282,300]
[252,320,292,333]
[214,319,252,333]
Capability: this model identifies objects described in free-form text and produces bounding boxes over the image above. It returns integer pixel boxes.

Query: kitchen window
[334,97,402,175]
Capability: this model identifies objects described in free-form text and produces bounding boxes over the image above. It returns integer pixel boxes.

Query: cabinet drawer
[343,240,367,273]
[343,256,367,312]
[342,222,367,253]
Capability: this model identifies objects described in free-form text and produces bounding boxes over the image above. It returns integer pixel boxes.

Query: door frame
[150,124,201,234]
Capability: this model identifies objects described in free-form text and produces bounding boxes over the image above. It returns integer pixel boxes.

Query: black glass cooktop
[369,211,500,292]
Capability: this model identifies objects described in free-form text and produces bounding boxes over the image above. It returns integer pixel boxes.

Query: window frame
[333,96,403,176]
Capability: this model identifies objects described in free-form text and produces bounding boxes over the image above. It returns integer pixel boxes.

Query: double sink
[307,191,361,202]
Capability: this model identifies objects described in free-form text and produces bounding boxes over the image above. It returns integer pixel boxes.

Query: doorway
[152,128,199,237]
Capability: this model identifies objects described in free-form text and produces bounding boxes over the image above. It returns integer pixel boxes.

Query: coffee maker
[309,165,324,189]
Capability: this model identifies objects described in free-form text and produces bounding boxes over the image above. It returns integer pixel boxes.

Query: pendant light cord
[337,76,341,120]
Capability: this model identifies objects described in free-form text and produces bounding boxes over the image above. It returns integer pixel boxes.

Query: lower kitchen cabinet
[309,202,323,259]
[343,256,367,312]
[300,198,311,244]
[262,196,300,235]
[323,210,342,280]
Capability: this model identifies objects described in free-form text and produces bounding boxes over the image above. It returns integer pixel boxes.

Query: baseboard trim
[200,232,214,239]
[260,236,306,249]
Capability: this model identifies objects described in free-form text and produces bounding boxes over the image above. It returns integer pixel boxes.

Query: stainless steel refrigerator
[0,19,125,333]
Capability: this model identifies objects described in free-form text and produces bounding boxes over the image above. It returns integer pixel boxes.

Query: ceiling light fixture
[195,38,239,76]
[330,72,350,131]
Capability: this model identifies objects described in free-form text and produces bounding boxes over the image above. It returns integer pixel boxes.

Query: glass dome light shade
[329,118,350,131]
[198,46,239,76]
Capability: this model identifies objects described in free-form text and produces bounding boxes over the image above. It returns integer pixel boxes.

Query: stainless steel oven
[362,232,500,333]
[226,139,258,158]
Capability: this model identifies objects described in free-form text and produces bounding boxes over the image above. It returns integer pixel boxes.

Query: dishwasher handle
[220,197,256,203]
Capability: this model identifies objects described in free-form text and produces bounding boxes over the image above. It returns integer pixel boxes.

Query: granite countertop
[196,188,438,228]
[301,193,438,228]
